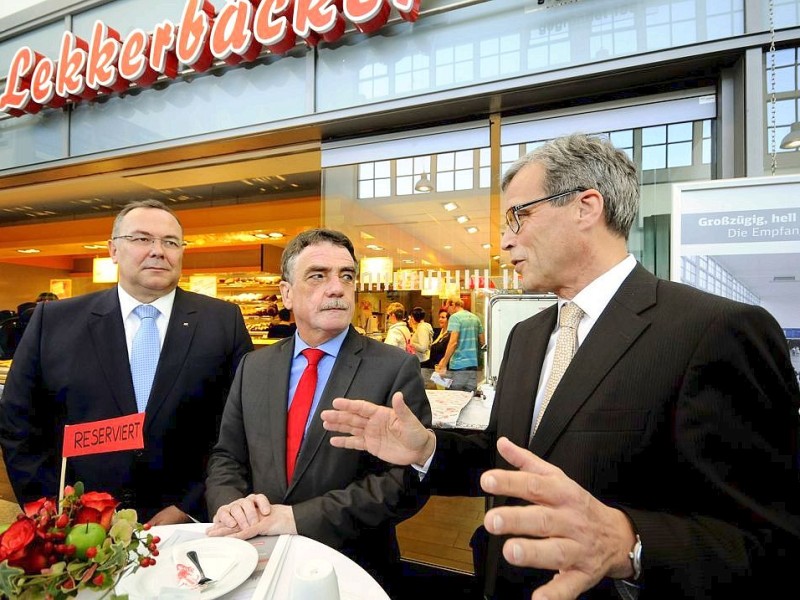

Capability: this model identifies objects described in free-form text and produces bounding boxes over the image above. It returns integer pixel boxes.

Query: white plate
[116,537,259,600]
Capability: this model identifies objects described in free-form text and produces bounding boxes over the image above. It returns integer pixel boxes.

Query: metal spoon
[186,550,213,586]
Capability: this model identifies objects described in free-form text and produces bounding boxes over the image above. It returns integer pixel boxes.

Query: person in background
[420,309,451,389]
[407,306,433,363]
[437,296,485,392]
[205,229,430,595]
[267,307,297,339]
[0,199,253,524]
[383,301,411,351]
[321,134,800,599]
[35,292,59,303]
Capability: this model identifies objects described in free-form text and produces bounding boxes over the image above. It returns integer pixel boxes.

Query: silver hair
[281,229,358,283]
[501,133,639,239]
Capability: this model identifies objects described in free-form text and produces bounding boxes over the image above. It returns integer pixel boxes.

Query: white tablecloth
[104,523,389,600]
[426,388,492,430]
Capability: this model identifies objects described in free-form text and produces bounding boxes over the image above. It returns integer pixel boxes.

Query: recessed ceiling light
[444,245,452,250]
[267,232,284,239]
[442,202,458,212]
[402,259,415,264]
[366,244,384,251]
[83,244,107,250]
[17,248,41,254]
[456,215,469,224]
[253,232,270,239]
[466,226,479,234]
[413,247,420,251]
[482,243,491,249]
[492,255,501,260]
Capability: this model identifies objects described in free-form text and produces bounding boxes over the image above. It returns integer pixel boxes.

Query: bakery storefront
[1,0,800,571]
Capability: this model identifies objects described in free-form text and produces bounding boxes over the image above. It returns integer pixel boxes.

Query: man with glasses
[0,199,252,525]
[322,134,800,598]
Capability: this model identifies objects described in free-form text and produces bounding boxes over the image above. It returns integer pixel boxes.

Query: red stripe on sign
[62,413,145,458]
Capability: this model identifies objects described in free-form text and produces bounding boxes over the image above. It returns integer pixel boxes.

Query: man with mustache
[205,229,430,595]
[0,200,253,524]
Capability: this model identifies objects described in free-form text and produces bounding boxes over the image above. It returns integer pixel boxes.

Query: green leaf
[0,560,24,597]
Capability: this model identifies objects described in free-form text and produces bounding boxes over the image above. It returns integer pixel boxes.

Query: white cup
[290,559,340,600]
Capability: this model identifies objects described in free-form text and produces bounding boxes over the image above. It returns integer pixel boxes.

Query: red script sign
[0,0,422,117]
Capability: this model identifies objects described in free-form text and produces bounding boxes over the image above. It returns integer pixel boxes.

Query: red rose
[23,498,47,518]
[79,492,117,513]
[78,492,118,531]
[0,521,54,573]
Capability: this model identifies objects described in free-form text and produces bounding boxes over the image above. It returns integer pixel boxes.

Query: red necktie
[286,348,325,482]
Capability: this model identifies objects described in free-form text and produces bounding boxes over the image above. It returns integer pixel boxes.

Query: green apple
[66,522,107,559]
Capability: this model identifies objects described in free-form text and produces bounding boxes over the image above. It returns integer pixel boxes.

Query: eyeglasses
[504,188,587,234]
[112,235,186,250]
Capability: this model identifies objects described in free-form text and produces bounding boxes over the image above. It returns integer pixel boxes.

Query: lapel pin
[183,322,189,326]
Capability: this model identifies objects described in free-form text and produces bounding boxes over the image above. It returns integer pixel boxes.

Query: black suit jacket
[0,287,252,521]
[206,326,431,581]
[429,265,800,598]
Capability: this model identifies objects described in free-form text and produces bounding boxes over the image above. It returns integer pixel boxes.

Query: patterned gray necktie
[533,302,584,435]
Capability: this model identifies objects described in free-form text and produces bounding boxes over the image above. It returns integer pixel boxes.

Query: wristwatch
[628,534,642,580]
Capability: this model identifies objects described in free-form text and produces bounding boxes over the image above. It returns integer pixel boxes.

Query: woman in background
[408,307,433,363]
[420,309,450,388]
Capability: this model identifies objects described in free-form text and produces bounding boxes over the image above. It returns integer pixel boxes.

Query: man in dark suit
[205,229,430,593]
[0,199,252,524]
[322,134,800,598]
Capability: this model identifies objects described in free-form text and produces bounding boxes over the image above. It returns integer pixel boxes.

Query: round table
[106,522,390,599]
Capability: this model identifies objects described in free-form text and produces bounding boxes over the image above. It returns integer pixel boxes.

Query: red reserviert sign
[0,0,422,117]
[62,412,146,458]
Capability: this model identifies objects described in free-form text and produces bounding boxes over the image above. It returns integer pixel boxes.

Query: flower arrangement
[0,483,159,599]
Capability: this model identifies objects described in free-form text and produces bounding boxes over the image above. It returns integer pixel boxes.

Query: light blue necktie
[131,304,161,412]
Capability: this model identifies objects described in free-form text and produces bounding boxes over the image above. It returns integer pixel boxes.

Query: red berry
[148,558,157,566]
[64,544,76,556]
[151,549,160,557]
[62,580,75,589]
[44,542,54,553]
[55,513,69,528]
[142,523,152,531]
[152,536,161,544]
[64,485,75,496]
[92,573,105,586]
[139,557,149,567]
[85,546,98,559]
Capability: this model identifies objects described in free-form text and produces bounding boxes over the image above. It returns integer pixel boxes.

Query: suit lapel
[268,339,294,496]
[87,289,137,415]
[289,328,361,492]
[531,265,657,455]
[145,289,197,426]
[502,306,555,450]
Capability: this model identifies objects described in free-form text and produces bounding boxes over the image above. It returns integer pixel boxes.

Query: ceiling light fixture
[780,122,800,149]
[17,248,41,254]
[442,202,458,212]
[365,244,384,251]
[267,232,284,239]
[466,226,479,234]
[456,215,470,224]
[253,232,270,239]
[482,243,491,249]
[414,172,433,192]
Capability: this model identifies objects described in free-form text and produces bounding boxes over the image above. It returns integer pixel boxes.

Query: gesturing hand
[207,503,296,540]
[321,391,436,466]
[481,437,636,600]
